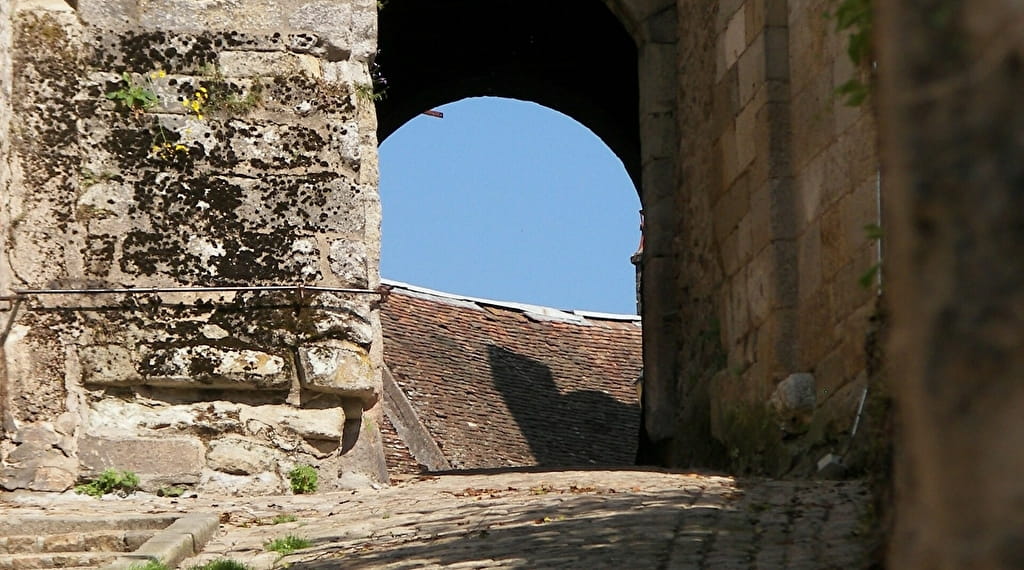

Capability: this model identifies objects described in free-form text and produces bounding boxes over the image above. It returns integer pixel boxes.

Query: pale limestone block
[322,59,371,86]
[0,446,77,492]
[206,435,279,475]
[720,120,740,187]
[715,30,729,82]
[712,174,750,245]
[138,0,289,31]
[306,293,374,346]
[76,0,135,27]
[298,340,374,398]
[638,43,677,114]
[328,239,368,287]
[795,151,826,224]
[17,0,76,13]
[199,470,285,496]
[218,51,321,79]
[725,267,751,349]
[240,405,345,441]
[143,345,291,390]
[78,435,205,484]
[723,5,747,69]
[737,32,764,107]
[735,100,758,171]
[79,345,140,386]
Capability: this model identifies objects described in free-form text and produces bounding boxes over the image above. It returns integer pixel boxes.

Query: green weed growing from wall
[828,0,873,106]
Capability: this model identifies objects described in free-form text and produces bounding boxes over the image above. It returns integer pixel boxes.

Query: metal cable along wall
[0,284,384,344]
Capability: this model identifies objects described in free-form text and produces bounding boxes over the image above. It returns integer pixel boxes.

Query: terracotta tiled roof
[380,281,642,471]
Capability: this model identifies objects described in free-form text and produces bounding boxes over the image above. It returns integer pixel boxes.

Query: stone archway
[376,0,678,463]
[375,0,642,186]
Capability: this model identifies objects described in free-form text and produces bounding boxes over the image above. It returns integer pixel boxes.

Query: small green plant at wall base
[187,560,252,570]
[270,514,298,524]
[199,65,265,115]
[288,465,318,494]
[74,469,140,497]
[107,71,158,116]
[354,82,386,103]
[157,485,185,497]
[264,535,312,555]
[128,562,170,570]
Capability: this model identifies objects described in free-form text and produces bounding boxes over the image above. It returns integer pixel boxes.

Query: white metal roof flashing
[381,279,642,326]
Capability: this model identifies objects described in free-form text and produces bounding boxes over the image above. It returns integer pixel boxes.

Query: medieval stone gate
[0,0,878,491]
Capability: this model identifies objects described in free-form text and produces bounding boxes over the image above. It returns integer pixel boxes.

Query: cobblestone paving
[1,469,873,569]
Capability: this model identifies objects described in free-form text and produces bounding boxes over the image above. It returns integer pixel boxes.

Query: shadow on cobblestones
[278,475,871,569]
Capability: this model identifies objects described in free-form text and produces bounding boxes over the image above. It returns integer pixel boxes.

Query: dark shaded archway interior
[376,0,641,189]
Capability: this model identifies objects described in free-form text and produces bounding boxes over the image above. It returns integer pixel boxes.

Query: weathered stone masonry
[1,0,386,493]
[635,0,880,475]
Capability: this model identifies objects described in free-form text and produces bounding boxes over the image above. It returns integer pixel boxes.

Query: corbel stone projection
[0,0,387,493]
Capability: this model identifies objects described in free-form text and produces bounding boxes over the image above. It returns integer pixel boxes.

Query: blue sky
[378,97,641,315]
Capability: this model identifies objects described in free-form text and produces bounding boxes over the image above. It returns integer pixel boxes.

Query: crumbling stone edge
[102,514,220,570]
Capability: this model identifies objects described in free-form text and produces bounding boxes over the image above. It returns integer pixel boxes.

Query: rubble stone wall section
[0,0,386,494]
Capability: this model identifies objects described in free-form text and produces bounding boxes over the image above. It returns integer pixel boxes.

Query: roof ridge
[381,279,641,325]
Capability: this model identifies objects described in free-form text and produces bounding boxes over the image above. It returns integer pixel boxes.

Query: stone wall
[0,0,386,493]
[0,0,882,488]
[646,0,879,475]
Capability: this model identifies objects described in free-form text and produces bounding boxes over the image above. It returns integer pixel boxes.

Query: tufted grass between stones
[128,562,170,570]
[288,464,318,494]
[188,560,253,570]
[265,535,312,555]
[74,468,140,498]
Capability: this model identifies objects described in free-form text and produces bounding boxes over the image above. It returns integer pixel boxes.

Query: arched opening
[375,1,646,471]
[379,97,640,314]
[376,0,640,188]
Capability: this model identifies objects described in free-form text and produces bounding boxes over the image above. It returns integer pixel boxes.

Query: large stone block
[218,51,321,78]
[78,345,141,386]
[206,435,279,475]
[1,431,78,492]
[328,239,369,287]
[723,5,747,69]
[142,345,293,390]
[78,436,206,485]
[737,32,765,107]
[297,340,374,398]
[302,292,374,346]
[241,405,346,440]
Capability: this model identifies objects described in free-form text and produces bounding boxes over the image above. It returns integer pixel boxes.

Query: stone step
[0,530,154,554]
[0,551,119,569]
[0,515,178,536]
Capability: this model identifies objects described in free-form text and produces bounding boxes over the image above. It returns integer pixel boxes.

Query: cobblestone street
[2,469,873,569]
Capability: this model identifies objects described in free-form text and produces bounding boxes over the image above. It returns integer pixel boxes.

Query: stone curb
[102,514,219,570]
